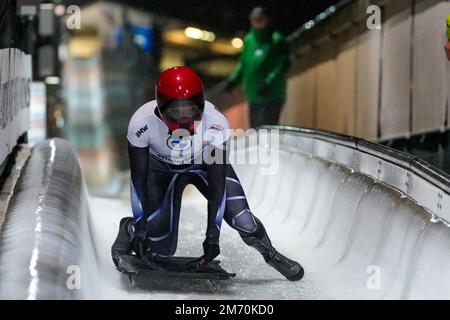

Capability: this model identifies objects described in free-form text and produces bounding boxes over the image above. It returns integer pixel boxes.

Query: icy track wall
[0,139,98,299]
[233,126,450,299]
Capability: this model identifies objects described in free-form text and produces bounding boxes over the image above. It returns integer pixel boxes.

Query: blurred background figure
[225,6,290,128]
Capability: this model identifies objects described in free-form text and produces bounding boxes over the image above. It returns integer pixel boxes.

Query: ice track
[0,128,449,299]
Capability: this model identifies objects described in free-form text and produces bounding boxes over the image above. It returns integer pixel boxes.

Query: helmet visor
[160,99,203,122]
[161,99,203,122]
[158,97,204,133]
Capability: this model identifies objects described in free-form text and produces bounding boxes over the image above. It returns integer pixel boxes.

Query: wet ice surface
[89,186,327,300]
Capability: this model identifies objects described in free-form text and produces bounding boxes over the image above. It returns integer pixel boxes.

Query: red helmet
[155,66,205,134]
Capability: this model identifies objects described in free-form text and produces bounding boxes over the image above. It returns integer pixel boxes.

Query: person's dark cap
[249,6,271,19]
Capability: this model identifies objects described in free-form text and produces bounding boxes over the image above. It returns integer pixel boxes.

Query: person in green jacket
[225,6,291,128]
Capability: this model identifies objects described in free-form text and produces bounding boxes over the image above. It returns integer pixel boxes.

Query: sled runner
[115,254,236,282]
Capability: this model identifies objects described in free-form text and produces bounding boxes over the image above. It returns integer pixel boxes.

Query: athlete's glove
[195,236,220,268]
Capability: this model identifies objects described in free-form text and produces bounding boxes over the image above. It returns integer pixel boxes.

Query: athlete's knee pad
[229,209,259,234]
[238,218,268,242]
[238,218,276,261]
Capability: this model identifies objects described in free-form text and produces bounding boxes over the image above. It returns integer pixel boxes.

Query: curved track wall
[231,127,450,299]
[0,139,98,299]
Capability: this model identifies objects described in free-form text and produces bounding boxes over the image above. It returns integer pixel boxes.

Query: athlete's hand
[200,237,220,266]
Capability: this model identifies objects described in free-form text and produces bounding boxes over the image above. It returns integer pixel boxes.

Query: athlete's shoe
[111,217,134,268]
[111,217,162,270]
[240,219,305,281]
[265,251,304,281]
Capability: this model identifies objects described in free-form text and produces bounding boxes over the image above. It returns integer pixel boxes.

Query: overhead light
[184,27,216,42]
[231,37,243,49]
[45,76,60,85]
[54,4,66,16]
[202,31,215,42]
[304,20,315,30]
[185,27,203,39]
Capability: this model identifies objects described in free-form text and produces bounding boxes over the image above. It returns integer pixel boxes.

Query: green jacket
[228,27,290,104]
[446,14,450,39]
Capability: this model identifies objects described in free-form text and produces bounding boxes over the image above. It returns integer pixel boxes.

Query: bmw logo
[167,136,192,151]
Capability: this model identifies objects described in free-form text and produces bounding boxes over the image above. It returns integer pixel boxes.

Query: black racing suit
[126,142,275,263]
